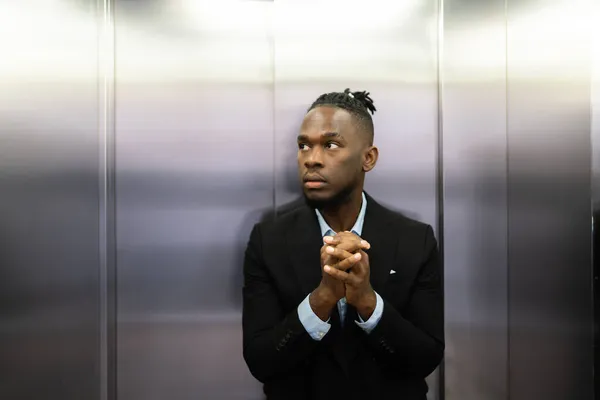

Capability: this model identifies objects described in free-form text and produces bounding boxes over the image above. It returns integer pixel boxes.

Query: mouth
[303,174,327,189]
[304,181,327,189]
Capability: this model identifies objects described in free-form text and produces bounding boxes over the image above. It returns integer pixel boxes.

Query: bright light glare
[177,0,420,36]
[0,0,594,84]
[173,0,425,82]
[445,0,593,81]
[176,0,271,37]
[271,0,428,82]
[0,0,97,81]
[592,2,600,84]
[508,1,591,79]
[272,1,420,37]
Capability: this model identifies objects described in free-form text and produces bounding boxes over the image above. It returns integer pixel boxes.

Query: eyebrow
[297,132,342,142]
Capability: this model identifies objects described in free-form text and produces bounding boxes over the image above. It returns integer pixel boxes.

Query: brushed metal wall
[593,8,600,398]
[441,1,508,398]
[114,2,272,399]
[0,1,102,399]
[506,1,593,398]
[1,1,597,400]
[442,1,594,399]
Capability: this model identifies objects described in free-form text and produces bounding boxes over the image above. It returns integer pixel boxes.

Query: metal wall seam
[98,1,116,399]
[435,0,445,399]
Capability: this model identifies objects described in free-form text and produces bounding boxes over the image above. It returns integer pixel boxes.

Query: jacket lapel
[360,193,396,293]
[343,193,397,364]
[284,206,324,297]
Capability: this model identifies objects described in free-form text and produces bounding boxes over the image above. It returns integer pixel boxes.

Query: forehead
[300,106,356,137]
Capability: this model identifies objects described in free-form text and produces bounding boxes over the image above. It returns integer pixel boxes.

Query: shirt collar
[315,192,367,237]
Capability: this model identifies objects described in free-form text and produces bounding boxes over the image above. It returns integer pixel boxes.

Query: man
[242,88,444,400]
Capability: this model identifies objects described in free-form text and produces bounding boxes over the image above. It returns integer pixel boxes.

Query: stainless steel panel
[0,1,102,399]
[593,10,600,398]
[441,1,508,399]
[507,1,594,398]
[114,2,272,399]
[273,2,441,398]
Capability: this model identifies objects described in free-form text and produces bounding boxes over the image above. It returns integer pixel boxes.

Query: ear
[362,146,378,172]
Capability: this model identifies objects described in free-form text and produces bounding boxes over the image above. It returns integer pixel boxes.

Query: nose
[303,147,324,169]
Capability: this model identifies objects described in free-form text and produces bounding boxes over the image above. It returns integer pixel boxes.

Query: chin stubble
[302,183,355,210]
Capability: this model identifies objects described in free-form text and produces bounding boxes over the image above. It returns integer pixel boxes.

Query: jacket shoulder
[371,202,438,265]
[374,199,431,227]
[252,198,307,237]
[372,199,436,241]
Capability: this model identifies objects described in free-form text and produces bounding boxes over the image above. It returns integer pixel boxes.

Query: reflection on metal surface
[0,0,99,81]
[110,0,435,85]
[442,0,508,399]
[114,0,275,394]
[507,0,593,399]
[0,1,101,399]
[443,0,595,399]
[593,5,600,398]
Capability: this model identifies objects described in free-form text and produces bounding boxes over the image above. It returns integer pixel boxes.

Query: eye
[298,143,309,151]
[325,142,340,149]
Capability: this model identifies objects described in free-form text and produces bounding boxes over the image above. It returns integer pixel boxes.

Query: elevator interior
[0,1,597,399]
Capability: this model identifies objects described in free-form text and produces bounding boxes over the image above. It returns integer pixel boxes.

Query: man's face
[297,106,367,209]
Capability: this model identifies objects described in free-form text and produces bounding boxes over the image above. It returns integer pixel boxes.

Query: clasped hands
[313,231,377,321]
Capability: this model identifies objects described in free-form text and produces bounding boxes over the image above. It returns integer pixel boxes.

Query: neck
[320,188,363,233]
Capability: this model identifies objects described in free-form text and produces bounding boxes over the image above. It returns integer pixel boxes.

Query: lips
[303,174,327,189]
[304,181,326,189]
[302,172,327,190]
[303,174,327,183]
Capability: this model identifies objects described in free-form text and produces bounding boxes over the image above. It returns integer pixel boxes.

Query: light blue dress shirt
[297,192,384,341]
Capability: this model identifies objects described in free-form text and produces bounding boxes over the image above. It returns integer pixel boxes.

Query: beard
[302,181,356,211]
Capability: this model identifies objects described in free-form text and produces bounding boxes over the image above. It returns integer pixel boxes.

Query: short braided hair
[307,88,376,144]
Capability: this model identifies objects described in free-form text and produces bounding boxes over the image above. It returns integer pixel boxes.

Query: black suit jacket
[242,193,444,400]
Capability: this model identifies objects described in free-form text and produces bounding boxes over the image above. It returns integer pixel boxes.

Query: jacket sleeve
[362,224,445,378]
[242,223,322,383]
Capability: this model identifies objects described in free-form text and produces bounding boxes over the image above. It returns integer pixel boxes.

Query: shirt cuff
[297,293,331,341]
[354,291,384,334]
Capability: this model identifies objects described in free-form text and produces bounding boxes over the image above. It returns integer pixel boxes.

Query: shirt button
[319,332,324,337]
